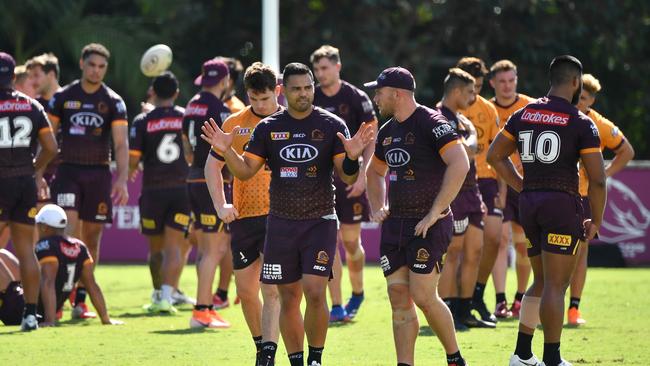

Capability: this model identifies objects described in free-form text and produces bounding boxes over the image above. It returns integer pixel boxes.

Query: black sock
[288,351,303,366]
[446,351,465,366]
[307,346,323,365]
[569,297,580,310]
[543,342,561,366]
[496,292,506,304]
[332,304,342,309]
[253,335,263,352]
[24,303,37,317]
[515,292,525,302]
[75,288,87,304]
[458,298,471,318]
[451,298,460,317]
[514,331,534,359]
[194,304,211,311]
[259,342,277,365]
[397,363,411,366]
[473,282,486,302]
[352,291,364,297]
[216,288,228,301]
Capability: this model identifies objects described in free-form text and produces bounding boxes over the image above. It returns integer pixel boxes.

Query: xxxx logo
[547,233,572,246]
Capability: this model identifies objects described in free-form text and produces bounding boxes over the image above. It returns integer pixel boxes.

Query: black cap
[0,52,16,85]
[364,66,416,91]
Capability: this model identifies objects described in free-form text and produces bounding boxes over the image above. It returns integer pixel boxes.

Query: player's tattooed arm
[40,261,58,325]
[487,132,523,192]
[205,154,239,223]
[415,143,469,237]
[81,262,124,325]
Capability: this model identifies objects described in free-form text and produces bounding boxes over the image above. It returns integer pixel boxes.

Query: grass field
[1,265,648,365]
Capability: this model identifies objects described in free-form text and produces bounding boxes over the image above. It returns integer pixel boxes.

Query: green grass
[2,265,648,365]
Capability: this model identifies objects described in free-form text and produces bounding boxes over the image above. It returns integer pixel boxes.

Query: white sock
[161,284,174,303]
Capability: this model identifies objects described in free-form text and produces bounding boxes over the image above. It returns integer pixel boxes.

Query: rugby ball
[140,44,173,77]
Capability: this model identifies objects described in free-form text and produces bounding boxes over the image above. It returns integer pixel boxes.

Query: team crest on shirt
[271,132,290,140]
[97,102,109,114]
[416,248,430,262]
[405,133,415,145]
[316,251,330,265]
[382,137,392,146]
[311,129,325,141]
[60,241,81,259]
[338,104,350,116]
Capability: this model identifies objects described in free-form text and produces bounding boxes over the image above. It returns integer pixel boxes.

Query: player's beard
[289,96,313,113]
[571,81,582,106]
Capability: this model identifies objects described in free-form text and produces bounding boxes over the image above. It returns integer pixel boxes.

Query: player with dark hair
[489,55,606,366]
[205,61,282,364]
[34,204,123,326]
[489,59,535,318]
[365,66,469,366]
[438,68,495,330]
[26,53,62,107]
[311,44,378,322]
[0,51,58,331]
[183,59,232,327]
[201,62,375,366]
[47,42,129,319]
[568,74,634,326]
[129,71,192,314]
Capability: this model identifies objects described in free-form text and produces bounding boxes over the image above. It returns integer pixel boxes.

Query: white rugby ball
[140,44,173,77]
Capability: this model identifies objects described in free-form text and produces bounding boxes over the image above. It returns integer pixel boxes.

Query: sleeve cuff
[111,119,129,127]
[38,127,53,135]
[128,149,142,157]
[47,113,60,123]
[38,256,58,265]
[580,147,601,154]
[501,129,516,141]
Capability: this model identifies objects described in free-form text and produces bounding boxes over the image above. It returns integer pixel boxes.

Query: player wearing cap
[201,62,374,366]
[129,72,192,314]
[183,59,232,327]
[365,67,469,366]
[0,51,58,331]
[205,61,282,365]
[310,45,378,323]
[34,204,123,326]
[489,60,535,318]
[47,43,129,319]
[567,74,634,326]
[489,55,606,366]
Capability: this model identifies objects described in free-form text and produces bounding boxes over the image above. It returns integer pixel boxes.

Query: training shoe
[472,298,497,323]
[494,300,513,319]
[460,314,496,328]
[344,293,365,319]
[540,360,572,366]
[146,299,177,314]
[567,308,586,326]
[20,314,38,331]
[190,309,230,329]
[212,293,230,309]
[172,289,196,306]
[329,306,350,323]
[309,362,322,366]
[453,317,469,332]
[71,302,97,319]
[510,300,522,318]
[509,353,541,366]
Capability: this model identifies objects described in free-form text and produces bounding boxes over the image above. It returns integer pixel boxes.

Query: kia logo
[280,144,318,163]
[71,112,104,127]
[386,148,410,167]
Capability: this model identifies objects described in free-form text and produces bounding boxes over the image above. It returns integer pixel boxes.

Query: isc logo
[280,144,318,163]
[385,148,410,167]
[71,112,104,127]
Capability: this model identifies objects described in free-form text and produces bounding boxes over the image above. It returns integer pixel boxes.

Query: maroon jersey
[245,107,348,220]
[503,95,601,196]
[438,105,477,190]
[0,89,52,178]
[183,91,231,180]
[314,80,376,135]
[48,80,128,165]
[35,235,93,312]
[130,106,188,189]
[374,105,462,219]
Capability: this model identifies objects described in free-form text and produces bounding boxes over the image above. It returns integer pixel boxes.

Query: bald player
[568,74,634,326]
[489,55,606,366]
[489,59,535,318]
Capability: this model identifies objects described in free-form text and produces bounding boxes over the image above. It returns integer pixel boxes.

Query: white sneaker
[172,289,196,306]
[510,353,541,366]
[21,315,38,331]
[309,362,321,366]
[540,360,572,366]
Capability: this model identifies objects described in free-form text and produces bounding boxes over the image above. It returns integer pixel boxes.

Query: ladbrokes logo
[185,104,208,116]
[385,148,410,167]
[71,112,104,127]
[547,233,572,247]
[147,118,183,132]
[521,109,569,126]
[280,144,318,163]
[0,100,32,112]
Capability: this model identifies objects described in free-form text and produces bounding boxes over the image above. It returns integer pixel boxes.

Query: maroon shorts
[51,163,113,223]
[503,187,520,224]
[379,214,453,276]
[138,187,191,235]
[450,186,484,235]
[478,178,503,217]
[0,175,37,225]
[581,197,592,220]
[334,177,370,224]
[0,281,24,326]
[519,191,585,257]
[187,182,226,233]
[230,215,267,270]
[261,215,337,284]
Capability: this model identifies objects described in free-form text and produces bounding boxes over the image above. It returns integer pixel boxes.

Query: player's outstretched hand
[414,210,445,238]
[216,203,239,224]
[371,206,390,223]
[337,122,376,161]
[200,118,235,154]
[103,318,125,325]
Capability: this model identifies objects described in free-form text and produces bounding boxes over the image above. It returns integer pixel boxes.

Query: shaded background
[1,0,649,159]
